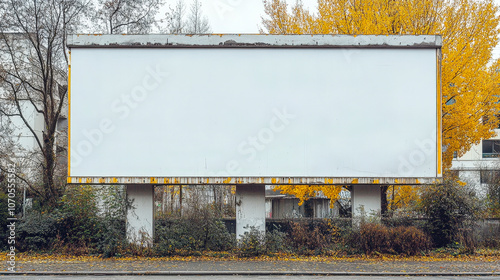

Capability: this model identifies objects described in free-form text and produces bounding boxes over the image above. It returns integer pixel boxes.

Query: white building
[451,128,500,192]
[0,33,68,191]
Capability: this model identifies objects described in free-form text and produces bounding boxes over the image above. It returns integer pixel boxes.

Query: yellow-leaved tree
[275,184,346,207]
[262,0,500,206]
[386,185,420,212]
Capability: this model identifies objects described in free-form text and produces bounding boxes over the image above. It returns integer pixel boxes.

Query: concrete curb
[2,271,500,276]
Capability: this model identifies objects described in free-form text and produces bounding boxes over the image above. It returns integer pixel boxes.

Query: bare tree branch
[0,0,90,208]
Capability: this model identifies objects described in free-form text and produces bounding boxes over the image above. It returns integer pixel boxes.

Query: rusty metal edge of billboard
[67,34,443,185]
[67,176,442,185]
[66,34,442,49]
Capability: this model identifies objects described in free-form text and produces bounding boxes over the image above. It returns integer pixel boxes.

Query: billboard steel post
[126,185,154,245]
[236,184,266,239]
[351,185,383,222]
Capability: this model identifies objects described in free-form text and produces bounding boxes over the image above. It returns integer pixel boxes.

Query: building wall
[3,101,43,154]
[0,33,68,177]
[451,128,500,193]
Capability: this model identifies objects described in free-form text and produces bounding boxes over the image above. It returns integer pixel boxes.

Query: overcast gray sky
[200,0,316,33]
[199,0,500,59]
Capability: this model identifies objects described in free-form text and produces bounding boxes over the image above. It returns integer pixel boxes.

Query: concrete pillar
[351,185,381,218]
[126,184,154,245]
[236,184,266,239]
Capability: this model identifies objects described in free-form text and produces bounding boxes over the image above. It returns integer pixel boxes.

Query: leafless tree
[186,0,211,34]
[165,0,211,34]
[95,0,163,34]
[0,0,90,207]
[166,0,186,34]
[0,100,17,170]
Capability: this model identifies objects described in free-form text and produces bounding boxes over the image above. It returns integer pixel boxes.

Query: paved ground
[3,258,499,276]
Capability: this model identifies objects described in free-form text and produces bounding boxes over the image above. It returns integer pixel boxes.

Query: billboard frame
[66,34,442,185]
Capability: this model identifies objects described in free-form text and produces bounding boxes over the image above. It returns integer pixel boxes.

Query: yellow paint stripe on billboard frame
[67,51,71,178]
[436,48,443,177]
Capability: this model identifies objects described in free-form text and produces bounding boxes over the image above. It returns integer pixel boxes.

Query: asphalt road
[2,276,500,280]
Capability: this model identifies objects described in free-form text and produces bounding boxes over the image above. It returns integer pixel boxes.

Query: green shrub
[486,178,500,217]
[17,185,128,255]
[203,219,234,251]
[17,212,59,251]
[266,225,289,254]
[418,180,481,248]
[0,191,10,250]
[154,206,234,256]
[55,186,101,247]
[94,186,128,257]
[237,226,266,257]
[155,219,203,254]
[235,225,288,257]
[95,218,126,257]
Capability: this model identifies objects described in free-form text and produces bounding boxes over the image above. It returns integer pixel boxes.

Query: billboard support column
[351,185,382,223]
[236,184,266,239]
[126,184,154,245]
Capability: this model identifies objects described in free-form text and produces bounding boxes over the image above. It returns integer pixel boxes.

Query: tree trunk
[179,185,183,217]
[381,185,389,217]
[170,186,174,214]
[162,186,166,214]
[42,134,58,208]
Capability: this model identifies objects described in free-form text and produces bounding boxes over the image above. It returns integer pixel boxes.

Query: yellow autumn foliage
[274,184,344,207]
[263,0,500,203]
[6,251,500,262]
[262,0,500,168]
[387,185,420,211]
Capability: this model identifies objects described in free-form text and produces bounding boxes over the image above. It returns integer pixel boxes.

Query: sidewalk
[4,256,500,276]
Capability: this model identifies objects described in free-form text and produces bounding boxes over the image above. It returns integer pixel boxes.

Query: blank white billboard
[68,35,441,179]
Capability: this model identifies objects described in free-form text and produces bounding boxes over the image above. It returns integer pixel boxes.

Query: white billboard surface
[69,35,441,180]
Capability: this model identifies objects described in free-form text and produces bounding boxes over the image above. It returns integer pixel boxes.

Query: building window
[480,170,500,184]
[482,140,500,158]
